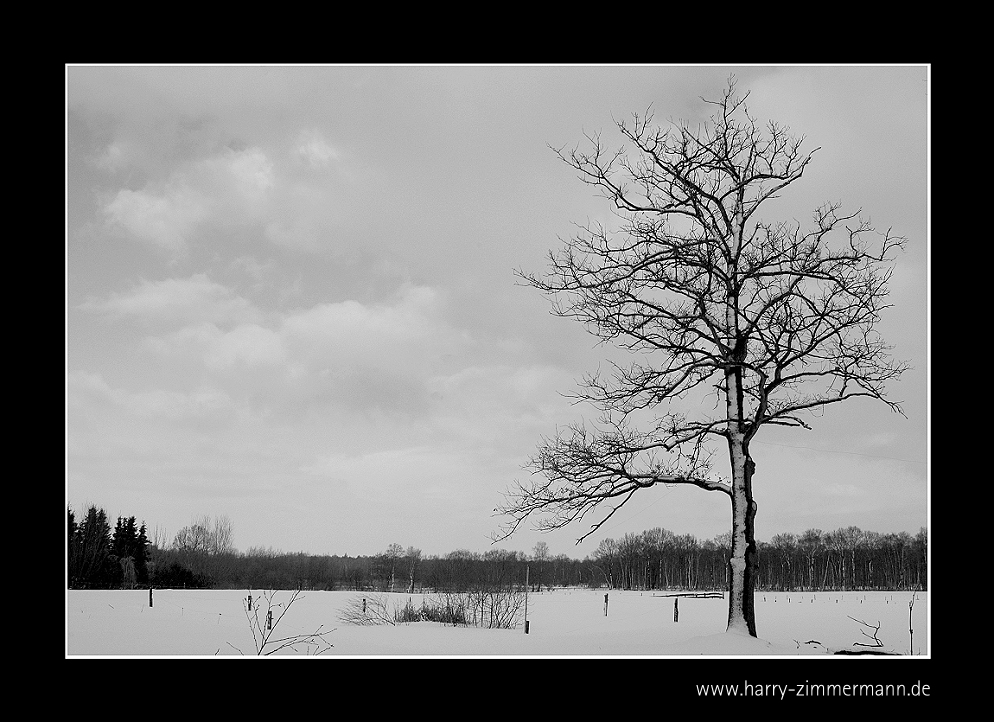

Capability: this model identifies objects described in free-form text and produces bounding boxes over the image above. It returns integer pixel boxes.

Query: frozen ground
[66,587,928,657]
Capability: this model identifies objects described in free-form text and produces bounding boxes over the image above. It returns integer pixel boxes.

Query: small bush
[339,594,396,626]
[418,593,470,626]
[340,590,522,629]
[151,562,212,589]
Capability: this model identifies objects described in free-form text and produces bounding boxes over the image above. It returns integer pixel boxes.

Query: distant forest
[67,505,927,593]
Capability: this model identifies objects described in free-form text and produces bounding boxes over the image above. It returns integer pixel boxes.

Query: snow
[66,588,928,657]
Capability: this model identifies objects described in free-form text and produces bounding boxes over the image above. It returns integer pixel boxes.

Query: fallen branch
[847,615,885,648]
[794,639,828,653]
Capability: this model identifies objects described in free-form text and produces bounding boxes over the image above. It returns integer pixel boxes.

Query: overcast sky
[66,65,929,559]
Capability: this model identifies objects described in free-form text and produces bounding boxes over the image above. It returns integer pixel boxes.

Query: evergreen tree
[111,516,126,561]
[135,522,150,584]
[68,507,79,587]
[75,506,113,588]
[111,516,145,587]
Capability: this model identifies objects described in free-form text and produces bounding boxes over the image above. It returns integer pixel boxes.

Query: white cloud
[67,370,116,408]
[230,255,276,282]
[79,274,261,327]
[280,284,467,376]
[67,370,233,421]
[127,386,234,421]
[295,129,340,168]
[244,283,474,419]
[93,141,131,173]
[429,363,571,425]
[144,322,222,357]
[303,445,481,507]
[101,146,275,253]
[207,147,274,204]
[261,183,344,251]
[82,278,467,395]
[84,279,481,423]
[104,184,209,252]
[92,131,358,255]
[204,323,286,370]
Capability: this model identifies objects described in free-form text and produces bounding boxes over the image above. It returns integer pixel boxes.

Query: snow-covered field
[66,587,928,657]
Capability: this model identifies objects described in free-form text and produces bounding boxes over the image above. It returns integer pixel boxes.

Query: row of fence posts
[147,583,689,635]
[147,587,273,630]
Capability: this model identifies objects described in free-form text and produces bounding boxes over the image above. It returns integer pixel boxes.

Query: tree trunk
[725,363,759,636]
[724,203,758,636]
[726,447,758,636]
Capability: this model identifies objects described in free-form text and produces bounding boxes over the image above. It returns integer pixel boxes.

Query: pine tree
[111,516,126,557]
[135,522,150,584]
[68,507,79,587]
[112,516,141,587]
[77,506,113,588]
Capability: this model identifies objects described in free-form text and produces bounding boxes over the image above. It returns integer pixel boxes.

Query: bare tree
[210,515,234,556]
[172,514,234,556]
[770,532,797,591]
[405,546,422,594]
[171,514,236,583]
[385,543,404,592]
[532,541,549,591]
[798,528,824,591]
[495,79,907,637]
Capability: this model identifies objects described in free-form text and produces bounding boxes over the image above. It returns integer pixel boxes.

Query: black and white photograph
[66,65,929,670]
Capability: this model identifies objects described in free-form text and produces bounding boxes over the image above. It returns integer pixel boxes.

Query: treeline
[212,545,592,594]
[67,506,233,590]
[589,526,927,592]
[67,505,926,592]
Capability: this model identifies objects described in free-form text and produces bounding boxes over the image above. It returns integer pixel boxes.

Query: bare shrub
[339,594,396,626]
[228,589,334,655]
[465,587,525,629]
[421,592,470,626]
[339,589,523,629]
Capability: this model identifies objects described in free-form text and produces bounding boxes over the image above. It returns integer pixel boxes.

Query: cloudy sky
[66,65,929,559]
